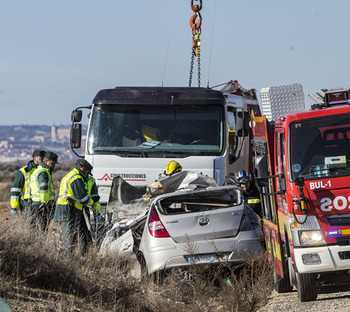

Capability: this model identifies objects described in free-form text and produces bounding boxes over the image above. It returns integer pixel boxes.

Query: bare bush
[158,256,273,312]
[0,214,273,311]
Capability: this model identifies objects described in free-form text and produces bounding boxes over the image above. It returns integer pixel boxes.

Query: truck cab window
[87,104,224,156]
[290,113,350,181]
[227,108,237,156]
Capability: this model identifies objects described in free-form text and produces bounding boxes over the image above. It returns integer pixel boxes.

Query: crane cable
[189,0,202,88]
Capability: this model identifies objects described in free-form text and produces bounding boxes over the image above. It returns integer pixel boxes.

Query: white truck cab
[70,84,260,204]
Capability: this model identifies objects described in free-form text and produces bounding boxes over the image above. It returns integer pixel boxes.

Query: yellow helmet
[165,160,182,176]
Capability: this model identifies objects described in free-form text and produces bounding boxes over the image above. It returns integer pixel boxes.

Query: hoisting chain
[189,0,202,88]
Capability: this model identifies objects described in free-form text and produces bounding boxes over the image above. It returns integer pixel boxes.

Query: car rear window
[158,190,240,215]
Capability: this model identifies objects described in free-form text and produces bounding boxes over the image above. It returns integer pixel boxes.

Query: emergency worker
[86,175,101,214]
[29,151,59,231]
[10,149,46,215]
[237,170,262,216]
[164,160,182,176]
[54,159,96,256]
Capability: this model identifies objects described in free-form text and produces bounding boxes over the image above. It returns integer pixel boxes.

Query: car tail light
[148,205,170,237]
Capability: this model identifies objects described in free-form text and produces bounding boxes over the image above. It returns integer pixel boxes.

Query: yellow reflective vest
[30,165,54,204]
[57,168,93,210]
[10,165,36,209]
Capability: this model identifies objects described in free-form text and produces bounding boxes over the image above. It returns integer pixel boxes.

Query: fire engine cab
[252,88,350,301]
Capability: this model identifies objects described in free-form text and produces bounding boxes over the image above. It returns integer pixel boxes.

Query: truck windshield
[290,113,350,180]
[87,105,224,156]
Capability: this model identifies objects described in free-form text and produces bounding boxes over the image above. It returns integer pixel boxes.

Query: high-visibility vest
[57,168,91,210]
[247,198,261,204]
[30,165,54,203]
[86,176,101,213]
[10,165,36,208]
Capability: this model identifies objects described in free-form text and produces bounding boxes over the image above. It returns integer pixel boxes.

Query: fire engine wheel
[296,272,317,302]
[271,239,292,293]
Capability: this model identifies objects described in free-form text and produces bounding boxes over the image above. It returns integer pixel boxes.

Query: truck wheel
[296,272,317,302]
[272,241,293,293]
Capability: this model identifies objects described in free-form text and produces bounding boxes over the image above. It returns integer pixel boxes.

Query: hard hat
[237,170,251,184]
[165,160,182,176]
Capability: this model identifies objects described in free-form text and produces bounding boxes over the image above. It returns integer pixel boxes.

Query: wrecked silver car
[99,171,263,276]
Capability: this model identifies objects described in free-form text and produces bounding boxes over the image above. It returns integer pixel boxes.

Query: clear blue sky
[1,0,349,125]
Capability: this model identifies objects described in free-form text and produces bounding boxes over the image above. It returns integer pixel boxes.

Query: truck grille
[327,214,350,226]
[336,236,350,246]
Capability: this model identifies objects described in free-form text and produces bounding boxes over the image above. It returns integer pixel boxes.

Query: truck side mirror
[236,111,249,137]
[253,154,269,187]
[71,109,83,122]
[70,123,82,149]
[279,174,286,192]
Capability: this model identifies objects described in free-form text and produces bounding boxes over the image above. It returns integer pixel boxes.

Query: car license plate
[187,253,229,264]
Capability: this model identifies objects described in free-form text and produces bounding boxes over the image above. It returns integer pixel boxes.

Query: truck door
[270,129,288,278]
[251,114,284,277]
[275,130,287,212]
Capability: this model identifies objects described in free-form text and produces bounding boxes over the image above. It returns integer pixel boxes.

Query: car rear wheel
[152,270,165,284]
[136,252,149,282]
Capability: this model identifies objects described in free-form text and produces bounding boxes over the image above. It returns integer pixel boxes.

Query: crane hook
[190,12,202,35]
[191,0,202,12]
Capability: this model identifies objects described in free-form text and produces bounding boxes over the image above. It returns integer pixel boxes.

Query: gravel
[258,283,350,312]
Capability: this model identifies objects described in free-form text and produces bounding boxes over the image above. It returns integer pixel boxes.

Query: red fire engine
[252,88,350,301]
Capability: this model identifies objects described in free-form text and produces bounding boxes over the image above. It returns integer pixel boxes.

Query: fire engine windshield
[290,113,350,180]
[87,105,224,156]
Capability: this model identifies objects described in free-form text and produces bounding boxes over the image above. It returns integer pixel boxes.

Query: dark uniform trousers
[60,204,89,256]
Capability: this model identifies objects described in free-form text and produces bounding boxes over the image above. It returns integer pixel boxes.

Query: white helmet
[237,170,252,184]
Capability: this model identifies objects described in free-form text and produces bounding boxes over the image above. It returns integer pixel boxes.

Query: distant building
[51,126,57,141]
[57,128,70,140]
[30,135,45,142]
[0,141,8,149]
[0,124,86,163]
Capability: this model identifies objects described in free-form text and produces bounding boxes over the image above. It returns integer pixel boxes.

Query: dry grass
[0,163,273,311]
[0,214,273,311]
[0,215,151,311]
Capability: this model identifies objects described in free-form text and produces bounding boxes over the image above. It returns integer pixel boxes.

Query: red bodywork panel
[252,103,350,278]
